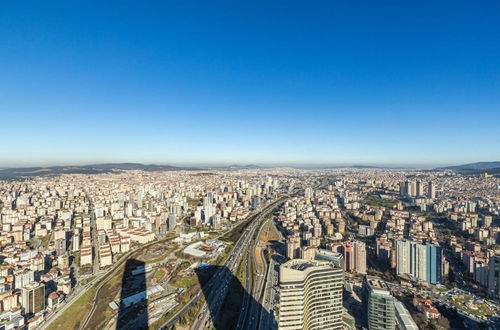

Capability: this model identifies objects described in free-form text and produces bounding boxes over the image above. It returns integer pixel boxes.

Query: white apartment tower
[279,259,343,330]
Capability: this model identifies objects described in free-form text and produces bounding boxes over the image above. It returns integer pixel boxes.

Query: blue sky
[1,1,499,167]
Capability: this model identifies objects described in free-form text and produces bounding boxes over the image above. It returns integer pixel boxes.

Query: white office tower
[279,259,343,330]
[427,181,436,199]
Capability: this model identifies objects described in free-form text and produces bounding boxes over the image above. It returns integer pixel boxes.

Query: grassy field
[153,268,166,281]
[362,195,396,208]
[48,287,96,330]
[171,274,198,288]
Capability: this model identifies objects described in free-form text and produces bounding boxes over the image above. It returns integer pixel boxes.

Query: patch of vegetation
[362,195,396,208]
[48,286,96,330]
[171,274,198,288]
[153,268,166,281]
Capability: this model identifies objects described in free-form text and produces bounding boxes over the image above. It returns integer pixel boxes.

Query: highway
[258,221,285,330]
[158,197,285,330]
[236,213,273,330]
[190,197,284,330]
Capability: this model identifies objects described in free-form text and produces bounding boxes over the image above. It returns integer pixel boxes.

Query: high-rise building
[400,180,417,197]
[399,181,407,196]
[206,191,214,204]
[396,240,411,275]
[304,187,313,199]
[55,238,66,256]
[410,242,428,282]
[287,236,301,260]
[279,259,343,329]
[488,255,500,301]
[343,240,366,274]
[354,240,367,274]
[343,241,354,271]
[168,214,176,231]
[72,229,80,252]
[416,180,424,197]
[204,204,214,225]
[21,282,45,316]
[14,270,35,290]
[427,181,436,199]
[363,276,396,330]
[426,244,442,284]
[396,240,442,284]
[409,181,416,197]
[251,196,261,209]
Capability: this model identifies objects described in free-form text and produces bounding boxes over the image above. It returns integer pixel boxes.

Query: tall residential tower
[279,259,343,329]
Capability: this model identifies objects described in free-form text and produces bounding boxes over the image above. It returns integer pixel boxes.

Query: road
[258,221,285,330]
[236,213,274,330]
[41,234,177,330]
[190,197,285,330]
[88,196,100,275]
[155,197,285,330]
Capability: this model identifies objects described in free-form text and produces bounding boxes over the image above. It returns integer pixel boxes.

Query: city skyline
[2,1,500,166]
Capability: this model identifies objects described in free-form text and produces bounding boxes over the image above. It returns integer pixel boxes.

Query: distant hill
[227,164,260,169]
[0,163,200,179]
[350,165,382,169]
[437,161,500,171]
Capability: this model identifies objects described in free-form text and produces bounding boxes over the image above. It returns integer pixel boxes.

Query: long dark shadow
[195,265,276,330]
[117,259,149,330]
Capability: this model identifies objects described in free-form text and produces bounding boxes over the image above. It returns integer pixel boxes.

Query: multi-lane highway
[236,213,272,330]
[258,223,285,330]
[158,197,286,330]
[238,213,285,330]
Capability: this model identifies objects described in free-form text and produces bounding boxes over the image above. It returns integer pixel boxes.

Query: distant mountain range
[0,163,199,179]
[0,163,265,179]
[437,161,500,171]
[2,161,499,179]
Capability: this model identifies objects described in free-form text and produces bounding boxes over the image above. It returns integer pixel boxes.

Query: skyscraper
[396,240,442,284]
[488,254,500,301]
[21,282,45,316]
[354,240,367,274]
[427,181,436,199]
[410,242,427,282]
[279,259,343,329]
[396,240,411,275]
[409,181,416,197]
[286,236,301,260]
[343,240,367,274]
[416,180,424,197]
[363,276,396,330]
[168,214,176,231]
[343,241,354,271]
[426,244,442,284]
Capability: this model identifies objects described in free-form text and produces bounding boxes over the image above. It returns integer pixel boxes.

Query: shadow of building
[194,265,276,330]
[117,259,149,330]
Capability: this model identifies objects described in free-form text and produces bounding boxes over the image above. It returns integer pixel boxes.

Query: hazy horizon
[1,159,499,170]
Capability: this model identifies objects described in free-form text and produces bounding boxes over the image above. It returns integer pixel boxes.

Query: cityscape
[1,2,500,330]
[0,165,499,329]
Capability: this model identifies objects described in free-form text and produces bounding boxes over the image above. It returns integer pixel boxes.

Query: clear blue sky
[1,1,499,167]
